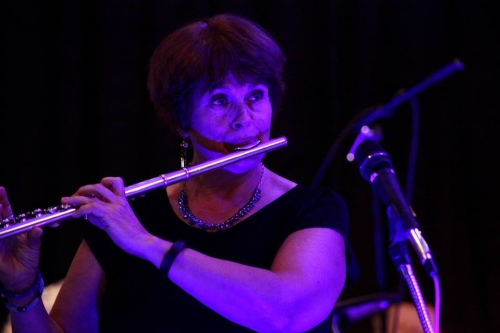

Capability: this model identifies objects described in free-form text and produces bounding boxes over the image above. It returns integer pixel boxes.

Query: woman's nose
[230,102,253,129]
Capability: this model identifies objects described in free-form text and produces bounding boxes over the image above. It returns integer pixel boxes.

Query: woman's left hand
[61,177,153,257]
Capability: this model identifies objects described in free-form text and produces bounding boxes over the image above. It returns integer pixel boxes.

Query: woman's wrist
[127,234,186,273]
[0,270,41,297]
[1,270,39,294]
[129,234,169,267]
[0,269,44,312]
[160,240,187,278]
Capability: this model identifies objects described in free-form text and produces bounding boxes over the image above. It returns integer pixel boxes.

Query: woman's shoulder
[265,168,296,191]
[262,167,344,206]
[258,168,295,207]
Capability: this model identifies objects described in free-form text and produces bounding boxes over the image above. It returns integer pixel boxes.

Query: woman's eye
[248,90,263,101]
[211,95,229,106]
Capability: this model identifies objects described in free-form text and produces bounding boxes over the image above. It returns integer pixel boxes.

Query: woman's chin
[222,156,264,175]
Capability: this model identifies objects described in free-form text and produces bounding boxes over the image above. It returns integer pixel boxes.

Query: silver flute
[0,136,288,240]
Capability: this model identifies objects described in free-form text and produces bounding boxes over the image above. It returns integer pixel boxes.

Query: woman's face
[187,75,272,171]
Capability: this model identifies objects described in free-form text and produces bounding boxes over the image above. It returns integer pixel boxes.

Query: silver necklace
[178,163,264,231]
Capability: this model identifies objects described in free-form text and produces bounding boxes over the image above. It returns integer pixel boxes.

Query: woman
[0,13,352,332]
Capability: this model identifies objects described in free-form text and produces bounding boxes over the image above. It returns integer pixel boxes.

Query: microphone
[354,139,437,277]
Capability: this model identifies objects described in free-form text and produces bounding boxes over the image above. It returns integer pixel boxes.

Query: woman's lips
[228,139,261,151]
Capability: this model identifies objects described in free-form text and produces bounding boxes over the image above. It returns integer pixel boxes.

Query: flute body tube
[0,137,287,240]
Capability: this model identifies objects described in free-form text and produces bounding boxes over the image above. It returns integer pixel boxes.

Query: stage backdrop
[1,1,497,332]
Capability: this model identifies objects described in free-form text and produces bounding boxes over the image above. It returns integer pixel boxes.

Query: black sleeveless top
[84,185,356,332]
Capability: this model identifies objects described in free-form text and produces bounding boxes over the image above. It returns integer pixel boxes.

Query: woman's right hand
[0,186,42,292]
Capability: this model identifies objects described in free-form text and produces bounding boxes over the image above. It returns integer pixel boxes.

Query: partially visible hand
[61,177,154,257]
[0,186,42,291]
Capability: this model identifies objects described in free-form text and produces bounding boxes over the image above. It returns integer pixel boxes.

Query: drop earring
[180,138,189,168]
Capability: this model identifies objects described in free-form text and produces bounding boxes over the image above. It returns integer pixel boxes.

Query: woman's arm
[46,240,106,333]
[151,227,346,333]
[60,177,346,332]
[8,240,105,333]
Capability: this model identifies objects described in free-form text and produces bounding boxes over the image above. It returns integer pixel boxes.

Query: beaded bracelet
[0,270,44,312]
[160,240,186,278]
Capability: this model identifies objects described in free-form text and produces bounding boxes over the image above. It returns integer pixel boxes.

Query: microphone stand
[353,139,440,333]
[323,59,463,332]
[350,58,464,131]
[388,221,435,333]
[310,58,464,189]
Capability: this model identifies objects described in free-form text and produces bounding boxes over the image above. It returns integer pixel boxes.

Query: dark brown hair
[147,13,286,133]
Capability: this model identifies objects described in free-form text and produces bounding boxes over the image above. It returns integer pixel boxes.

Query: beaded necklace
[178,163,264,231]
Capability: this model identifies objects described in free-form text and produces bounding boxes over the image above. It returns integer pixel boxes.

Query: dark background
[1,1,497,332]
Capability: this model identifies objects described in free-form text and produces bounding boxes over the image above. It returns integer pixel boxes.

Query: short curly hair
[147,13,286,133]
